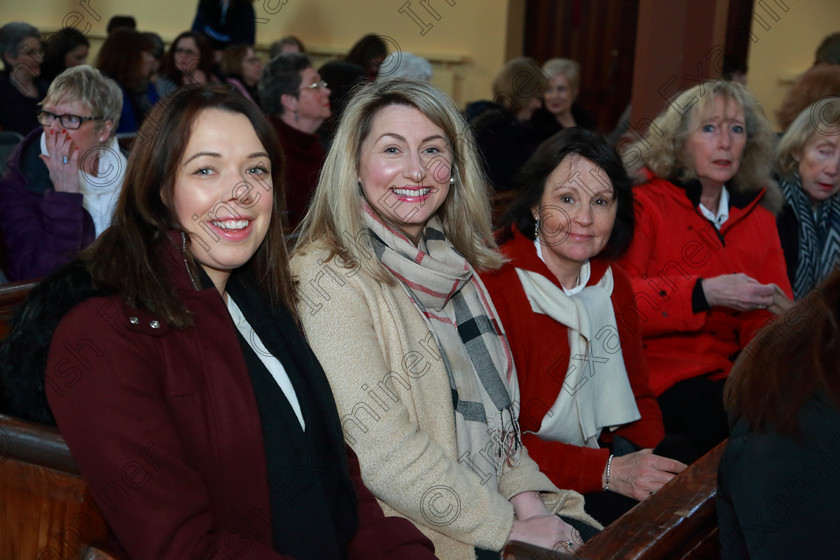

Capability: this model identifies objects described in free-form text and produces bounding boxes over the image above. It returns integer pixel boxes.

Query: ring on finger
[565,540,574,549]
[62,155,69,164]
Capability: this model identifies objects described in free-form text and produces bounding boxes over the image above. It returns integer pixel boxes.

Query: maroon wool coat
[45,248,436,560]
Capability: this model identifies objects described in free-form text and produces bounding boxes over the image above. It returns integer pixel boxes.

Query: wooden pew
[0,413,117,559]
[0,278,38,339]
[503,440,726,560]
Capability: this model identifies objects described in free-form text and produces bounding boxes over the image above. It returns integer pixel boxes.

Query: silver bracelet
[604,454,614,492]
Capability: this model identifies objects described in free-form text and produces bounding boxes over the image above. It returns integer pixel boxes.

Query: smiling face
[533,154,617,283]
[172,108,274,294]
[685,95,747,192]
[796,128,840,205]
[358,104,453,242]
[543,72,577,119]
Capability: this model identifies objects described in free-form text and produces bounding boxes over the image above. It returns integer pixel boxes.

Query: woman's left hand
[39,129,81,193]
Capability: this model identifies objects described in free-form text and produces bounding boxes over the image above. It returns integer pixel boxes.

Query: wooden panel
[524,0,640,133]
[575,441,726,560]
[0,279,37,340]
[0,460,108,560]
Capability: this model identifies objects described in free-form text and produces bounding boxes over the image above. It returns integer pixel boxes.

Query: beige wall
[8,0,526,107]
[746,0,840,130]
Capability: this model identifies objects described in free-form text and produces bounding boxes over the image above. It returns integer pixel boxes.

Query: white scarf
[515,266,640,447]
[40,133,127,236]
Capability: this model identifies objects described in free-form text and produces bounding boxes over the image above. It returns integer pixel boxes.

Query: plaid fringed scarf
[781,176,840,299]
[363,205,522,484]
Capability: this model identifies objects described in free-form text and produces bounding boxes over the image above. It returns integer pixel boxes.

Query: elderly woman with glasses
[0,65,124,281]
[259,52,331,229]
[0,22,48,136]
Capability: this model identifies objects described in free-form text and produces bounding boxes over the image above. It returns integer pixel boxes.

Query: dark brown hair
[82,85,293,328]
[161,31,216,87]
[97,29,154,89]
[499,127,635,260]
[724,268,840,435]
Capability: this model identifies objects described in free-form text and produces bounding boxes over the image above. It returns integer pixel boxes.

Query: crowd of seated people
[1,11,840,558]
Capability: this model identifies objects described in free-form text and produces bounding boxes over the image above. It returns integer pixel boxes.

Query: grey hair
[0,22,40,70]
[376,52,433,82]
[258,52,311,116]
[542,58,581,91]
[776,97,840,178]
[41,65,123,137]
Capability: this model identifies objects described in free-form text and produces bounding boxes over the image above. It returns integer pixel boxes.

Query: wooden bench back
[0,279,38,339]
[0,413,113,559]
[504,440,725,560]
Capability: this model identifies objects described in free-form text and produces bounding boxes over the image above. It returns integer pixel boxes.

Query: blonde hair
[42,65,122,137]
[543,58,580,91]
[492,57,547,114]
[626,80,776,195]
[294,79,502,283]
[776,96,840,178]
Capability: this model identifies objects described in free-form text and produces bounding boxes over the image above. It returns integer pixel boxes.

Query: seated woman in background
[21,85,437,560]
[40,27,89,83]
[292,79,598,560]
[0,22,47,136]
[97,29,159,134]
[258,52,331,230]
[776,97,840,299]
[156,31,218,97]
[467,57,544,191]
[220,44,262,106]
[717,268,840,559]
[0,65,124,281]
[530,58,597,141]
[482,128,687,525]
[618,80,793,457]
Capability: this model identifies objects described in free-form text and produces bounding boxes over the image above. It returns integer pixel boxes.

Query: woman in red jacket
[38,85,436,560]
[618,80,793,457]
[482,128,686,525]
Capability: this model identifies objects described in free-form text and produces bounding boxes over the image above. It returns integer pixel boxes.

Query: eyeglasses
[300,79,328,92]
[37,110,104,130]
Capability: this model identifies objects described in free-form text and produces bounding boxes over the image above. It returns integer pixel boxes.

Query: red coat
[481,229,664,494]
[618,176,792,396]
[45,246,435,560]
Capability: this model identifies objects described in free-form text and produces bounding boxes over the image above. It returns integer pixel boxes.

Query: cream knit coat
[292,245,597,560]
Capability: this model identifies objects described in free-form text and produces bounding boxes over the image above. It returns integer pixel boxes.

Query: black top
[529,103,598,142]
[467,101,541,191]
[717,394,840,559]
[0,71,48,136]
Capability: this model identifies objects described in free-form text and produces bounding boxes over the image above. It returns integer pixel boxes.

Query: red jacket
[45,245,436,560]
[481,229,664,494]
[618,176,792,395]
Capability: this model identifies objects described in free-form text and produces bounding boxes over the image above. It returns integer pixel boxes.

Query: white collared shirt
[227,296,306,430]
[698,186,730,230]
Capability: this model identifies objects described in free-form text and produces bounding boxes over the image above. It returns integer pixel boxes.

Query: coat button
[150,320,161,329]
[129,316,139,325]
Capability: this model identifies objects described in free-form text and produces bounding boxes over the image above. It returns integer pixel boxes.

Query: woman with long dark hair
[3,85,437,559]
